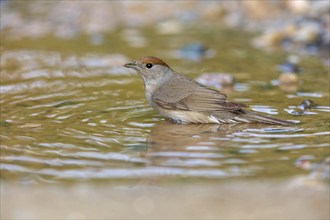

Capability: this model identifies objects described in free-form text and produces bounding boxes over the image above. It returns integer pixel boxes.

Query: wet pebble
[278,55,300,72]
[298,99,318,110]
[285,99,320,116]
[287,0,309,14]
[278,73,298,92]
[253,16,329,64]
[276,56,301,92]
[156,20,183,35]
[309,157,330,180]
[277,55,300,73]
[175,43,215,61]
[277,62,299,73]
[195,73,235,90]
[296,156,330,180]
[295,155,316,170]
[279,73,298,85]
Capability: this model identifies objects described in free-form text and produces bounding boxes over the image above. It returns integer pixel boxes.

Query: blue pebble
[178,43,208,61]
[277,62,300,73]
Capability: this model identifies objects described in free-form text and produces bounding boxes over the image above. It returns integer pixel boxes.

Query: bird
[124,56,294,125]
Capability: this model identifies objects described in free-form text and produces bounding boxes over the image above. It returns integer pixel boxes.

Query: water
[1,30,329,183]
[1,19,329,219]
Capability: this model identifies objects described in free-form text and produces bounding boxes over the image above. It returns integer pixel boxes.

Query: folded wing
[152,75,247,112]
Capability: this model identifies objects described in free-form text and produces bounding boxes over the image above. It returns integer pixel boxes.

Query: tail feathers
[243,112,295,125]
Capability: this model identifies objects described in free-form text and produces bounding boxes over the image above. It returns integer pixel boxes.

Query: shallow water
[1,26,329,183]
[0,0,330,219]
[1,23,329,218]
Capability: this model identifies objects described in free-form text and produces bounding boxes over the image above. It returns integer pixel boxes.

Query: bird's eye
[146,63,153,69]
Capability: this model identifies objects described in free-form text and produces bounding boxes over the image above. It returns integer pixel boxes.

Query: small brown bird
[124,56,293,125]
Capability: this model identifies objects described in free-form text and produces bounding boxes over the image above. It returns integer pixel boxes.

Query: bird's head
[124,56,173,82]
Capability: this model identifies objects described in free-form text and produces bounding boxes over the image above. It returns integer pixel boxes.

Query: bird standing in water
[124,56,293,125]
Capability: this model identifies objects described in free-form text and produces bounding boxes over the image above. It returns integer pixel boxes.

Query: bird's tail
[243,111,295,125]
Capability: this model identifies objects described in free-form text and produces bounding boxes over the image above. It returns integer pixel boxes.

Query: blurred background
[1,0,329,61]
[1,1,329,219]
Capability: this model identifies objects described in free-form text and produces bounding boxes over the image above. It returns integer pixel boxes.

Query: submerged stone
[298,99,318,110]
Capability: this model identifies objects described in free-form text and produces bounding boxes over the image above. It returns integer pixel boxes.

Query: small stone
[287,0,310,14]
[176,43,215,61]
[252,30,284,49]
[156,20,183,35]
[279,72,298,85]
[277,55,301,73]
[277,56,301,92]
[298,99,317,110]
[309,157,330,180]
[277,62,300,73]
[180,43,207,58]
[295,155,316,170]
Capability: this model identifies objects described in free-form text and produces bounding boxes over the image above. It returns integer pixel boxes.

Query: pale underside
[156,107,251,124]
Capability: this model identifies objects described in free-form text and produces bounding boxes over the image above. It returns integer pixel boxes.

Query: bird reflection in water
[144,121,264,170]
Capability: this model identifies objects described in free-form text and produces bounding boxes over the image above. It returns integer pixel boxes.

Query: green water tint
[1,27,329,183]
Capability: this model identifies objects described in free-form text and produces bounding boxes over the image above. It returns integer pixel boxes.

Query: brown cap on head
[139,56,169,67]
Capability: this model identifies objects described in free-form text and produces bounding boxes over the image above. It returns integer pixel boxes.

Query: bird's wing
[152,75,247,112]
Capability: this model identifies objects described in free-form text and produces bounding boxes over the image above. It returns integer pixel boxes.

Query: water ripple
[75,152,145,164]
[39,167,231,179]
[1,49,329,183]
[147,152,224,159]
[233,130,330,139]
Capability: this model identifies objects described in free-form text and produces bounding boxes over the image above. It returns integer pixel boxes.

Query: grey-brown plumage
[124,56,294,125]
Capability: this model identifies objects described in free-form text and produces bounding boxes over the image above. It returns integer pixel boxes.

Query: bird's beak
[124,61,138,69]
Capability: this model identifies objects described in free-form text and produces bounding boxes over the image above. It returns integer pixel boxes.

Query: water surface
[1,24,329,219]
[1,27,329,182]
